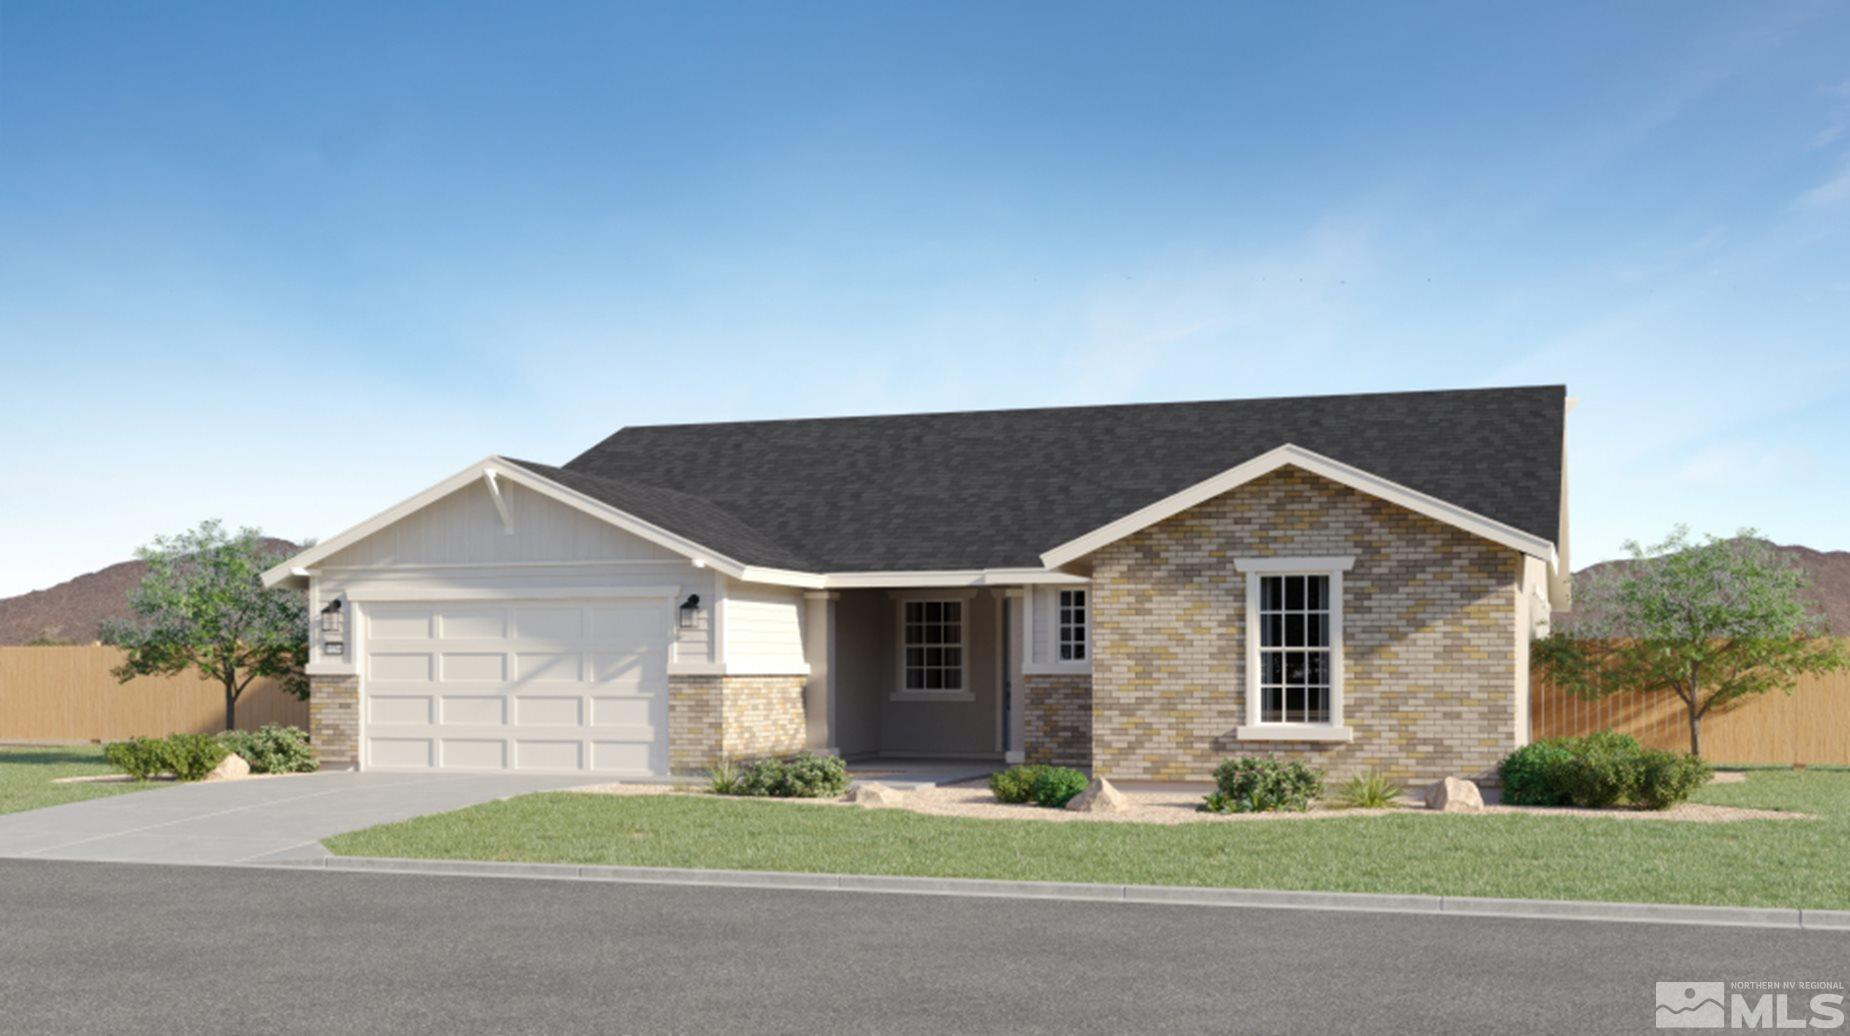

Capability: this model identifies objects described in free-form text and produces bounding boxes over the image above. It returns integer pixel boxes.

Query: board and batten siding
[307,479,714,672]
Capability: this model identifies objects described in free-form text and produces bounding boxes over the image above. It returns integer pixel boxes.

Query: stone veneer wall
[1022,673,1092,768]
[1090,467,1521,784]
[308,674,360,770]
[668,674,808,774]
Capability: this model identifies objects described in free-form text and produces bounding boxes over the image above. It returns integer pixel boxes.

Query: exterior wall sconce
[678,594,701,630]
[320,599,346,657]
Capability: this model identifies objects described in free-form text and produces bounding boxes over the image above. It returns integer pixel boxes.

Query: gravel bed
[565,781,1805,824]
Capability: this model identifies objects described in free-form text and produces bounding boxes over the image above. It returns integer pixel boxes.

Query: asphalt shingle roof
[547,385,1566,572]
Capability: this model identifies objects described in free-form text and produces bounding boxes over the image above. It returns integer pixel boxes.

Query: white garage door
[361,599,670,775]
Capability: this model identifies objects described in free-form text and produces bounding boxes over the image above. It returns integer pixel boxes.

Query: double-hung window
[1057,589,1087,662]
[901,600,964,693]
[1234,557,1354,741]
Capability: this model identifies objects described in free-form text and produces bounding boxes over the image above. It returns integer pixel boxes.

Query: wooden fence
[0,646,308,742]
[1531,663,1850,766]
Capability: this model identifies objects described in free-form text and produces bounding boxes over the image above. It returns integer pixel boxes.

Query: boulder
[1424,776,1483,812]
[845,781,903,808]
[1065,776,1129,814]
[204,752,251,782]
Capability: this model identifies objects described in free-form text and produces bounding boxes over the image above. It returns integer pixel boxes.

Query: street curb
[265,856,1846,930]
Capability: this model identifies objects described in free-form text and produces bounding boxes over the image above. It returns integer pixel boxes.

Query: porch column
[802,591,840,754]
[1003,588,1027,764]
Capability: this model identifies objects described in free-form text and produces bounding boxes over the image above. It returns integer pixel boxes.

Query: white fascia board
[804,568,1090,590]
[1039,444,1558,569]
[260,457,753,588]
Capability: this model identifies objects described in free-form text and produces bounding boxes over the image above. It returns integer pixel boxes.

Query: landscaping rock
[845,781,904,808]
[204,752,251,782]
[1424,776,1483,812]
[1065,776,1129,813]
[1711,771,1747,784]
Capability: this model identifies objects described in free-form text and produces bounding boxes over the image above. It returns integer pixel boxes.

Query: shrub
[1635,749,1712,810]
[218,724,317,774]
[165,733,232,781]
[103,737,174,781]
[729,753,849,798]
[1497,739,1576,806]
[1335,769,1402,809]
[1028,767,1089,808]
[707,758,742,795]
[989,765,1048,804]
[1493,731,1710,810]
[1204,757,1325,813]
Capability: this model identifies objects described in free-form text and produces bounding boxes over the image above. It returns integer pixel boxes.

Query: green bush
[707,758,742,795]
[218,724,317,774]
[728,753,849,798]
[989,765,1048,804]
[166,733,231,781]
[1203,757,1325,813]
[1028,767,1089,808]
[1335,769,1402,809]
[1635,749,1713,810]
[1497,739,1576,806]
[1493,731,1710,810]
[103,737,174,781]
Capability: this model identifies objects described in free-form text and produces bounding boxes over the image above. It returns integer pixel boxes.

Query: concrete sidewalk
[0,771,590,864]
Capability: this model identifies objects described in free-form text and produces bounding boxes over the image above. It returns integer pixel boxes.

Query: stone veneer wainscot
[1089,467,1521,784]
[667,674,808,774]
[1022,672,1092,768]
[307,673,360,770]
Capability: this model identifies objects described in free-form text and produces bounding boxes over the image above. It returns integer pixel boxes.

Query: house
[263,385,1569,784]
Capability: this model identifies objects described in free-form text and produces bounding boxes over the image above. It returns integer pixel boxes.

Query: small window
[1057,589,1087,662]
[902,600,963,691]
[1256,574,1332,724]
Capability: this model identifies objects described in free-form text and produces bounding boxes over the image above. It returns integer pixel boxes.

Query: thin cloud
[1794,161,1850,207]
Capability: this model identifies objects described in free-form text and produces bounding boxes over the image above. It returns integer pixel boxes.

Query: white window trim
[1055,587,1088,663]
[1021,584,1093,675]
[1234,556,1355,742]
[892,595,974,703]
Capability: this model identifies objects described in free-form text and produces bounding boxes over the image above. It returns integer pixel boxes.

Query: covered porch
[801,586,1033,768]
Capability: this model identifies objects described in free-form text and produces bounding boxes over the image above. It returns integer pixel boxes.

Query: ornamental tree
[100,522,308,731]
[1534,527,1847,758]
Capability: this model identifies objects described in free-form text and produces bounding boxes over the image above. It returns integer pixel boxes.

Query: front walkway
[0,771,592,865]
[843,758,998,789]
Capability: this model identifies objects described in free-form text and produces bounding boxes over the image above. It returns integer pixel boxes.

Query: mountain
[0,539,299,645]
[1558,540,1850,636]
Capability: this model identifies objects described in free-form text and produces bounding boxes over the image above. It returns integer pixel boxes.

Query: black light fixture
[678,593,701,629]
[320,599,346,656]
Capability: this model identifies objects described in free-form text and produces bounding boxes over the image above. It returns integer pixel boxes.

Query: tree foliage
[1534,527,1847,756]
[99,521,307,731]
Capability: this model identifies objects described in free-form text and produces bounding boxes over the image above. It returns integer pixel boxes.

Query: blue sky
[2,1,1847,598]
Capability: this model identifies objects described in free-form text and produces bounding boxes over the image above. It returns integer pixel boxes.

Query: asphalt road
[1,859,1843,1034]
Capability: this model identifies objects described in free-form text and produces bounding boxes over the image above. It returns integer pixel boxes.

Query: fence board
[1531,650,1850,765]
[0,646,307,741]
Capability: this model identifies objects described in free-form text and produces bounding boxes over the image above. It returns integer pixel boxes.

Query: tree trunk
[224,675,238,733]
[1686,663,1702,758]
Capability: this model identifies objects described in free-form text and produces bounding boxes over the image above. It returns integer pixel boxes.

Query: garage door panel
[439,695,506,726]
[512,607,583,643]
[363,599,669,775]
[589,696,655,727]
[514,652,581,681]
[513,696,582,726]
[437,609,507,639]
[371,738,434,768]
[591,740,658,773]
[440,739,508,770]
[438,653,506,681]
[369,653,433,682]
[369,695,434,725]
[514,740,583,770]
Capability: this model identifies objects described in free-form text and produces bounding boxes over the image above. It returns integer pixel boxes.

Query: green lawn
[325,771,1850,909]
[0,745,152,815]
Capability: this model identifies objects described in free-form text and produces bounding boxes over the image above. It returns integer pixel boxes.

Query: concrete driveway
[0,771,592,865]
